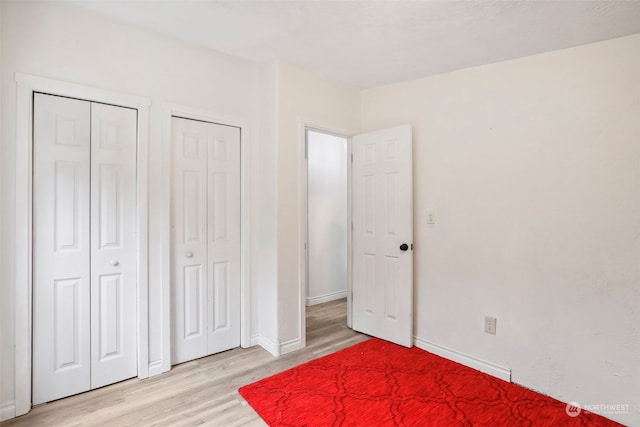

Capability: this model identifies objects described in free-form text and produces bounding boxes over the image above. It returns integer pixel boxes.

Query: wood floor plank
[1,298,367,427]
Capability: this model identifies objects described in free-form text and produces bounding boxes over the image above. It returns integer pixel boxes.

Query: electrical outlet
[484,316,497,335]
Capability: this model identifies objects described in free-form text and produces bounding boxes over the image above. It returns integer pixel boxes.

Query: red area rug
[239,338,623,427]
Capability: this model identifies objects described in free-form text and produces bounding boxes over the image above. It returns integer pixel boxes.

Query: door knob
[399,243,409,251]
[110,260,119,266]
[186,251,193,258]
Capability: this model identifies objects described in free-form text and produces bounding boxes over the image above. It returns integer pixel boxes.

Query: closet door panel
[90,102,137,388]
[33,93,91,404]
[207,124,241,354]
[171,117,209,364]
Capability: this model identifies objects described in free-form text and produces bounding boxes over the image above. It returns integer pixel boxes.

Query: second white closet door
[171,117,241,364]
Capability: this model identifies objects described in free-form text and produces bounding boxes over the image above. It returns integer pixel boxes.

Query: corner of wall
[0,2,15,418]
[254,60,280,351]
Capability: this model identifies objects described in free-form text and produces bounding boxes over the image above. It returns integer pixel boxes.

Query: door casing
[14,73,151,417]
[161,104,252,375]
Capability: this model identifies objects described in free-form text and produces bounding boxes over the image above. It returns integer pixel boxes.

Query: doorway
[305,129,349,334]
[301,124,414,350]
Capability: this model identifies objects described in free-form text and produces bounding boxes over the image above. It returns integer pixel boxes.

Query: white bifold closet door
[171,116,241,365]
[33,93,137,405]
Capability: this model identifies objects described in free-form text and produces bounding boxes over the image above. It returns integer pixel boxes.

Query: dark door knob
[400,243,409,251]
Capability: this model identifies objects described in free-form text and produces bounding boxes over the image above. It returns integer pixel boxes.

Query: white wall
[275,61,360,351]
[307,130,348,306]
[361,34,640,426]
[0,1,262,418]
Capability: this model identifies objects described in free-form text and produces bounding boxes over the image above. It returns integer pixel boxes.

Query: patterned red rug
[239,338,623,427]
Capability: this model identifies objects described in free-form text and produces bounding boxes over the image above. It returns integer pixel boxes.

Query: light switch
[426,210,436,226]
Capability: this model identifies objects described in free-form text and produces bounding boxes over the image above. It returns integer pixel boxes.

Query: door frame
[162,103,252,372]
[14,73,151,416]
[298,121,354,349]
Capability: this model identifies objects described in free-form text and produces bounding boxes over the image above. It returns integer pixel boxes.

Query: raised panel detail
[184,265,203,338]
[99,121,121,150]
[212,262,229,331]
[385,139,398,161]
[384,257,398,321]
[364,143,375,165]
[364,175,375,235]
[99,274,122,360]
[54,278,81,371]
[99,165,121,248]
[212,173,228,241]
[212,138,228,161]
[183,134,199,159]
[385,173,398,236]
[364,254,376,314]
[55,114,80,146]
[183,171,201,243]
[55,161,80,251]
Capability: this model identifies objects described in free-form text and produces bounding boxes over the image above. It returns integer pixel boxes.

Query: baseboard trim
[0,400,16,422]
[279,337,303,355]
[148,360,169,377]
[306,290,347,306]
[249,333,260,348]
[414,337,511,382]
[258,335,280,357]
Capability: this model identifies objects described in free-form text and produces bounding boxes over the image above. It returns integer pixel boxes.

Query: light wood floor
[2,299,367,427]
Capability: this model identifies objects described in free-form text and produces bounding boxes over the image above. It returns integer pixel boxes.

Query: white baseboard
[258,335,280,357]
[279,337,303,355]
[249,333,260,348]
[148,360,169,377]
[0,400,16,422]
[414,337,511,382]
[257,334,303,357]
[306,290,347,306]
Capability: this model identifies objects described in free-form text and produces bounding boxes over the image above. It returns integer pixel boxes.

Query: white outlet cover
[484,316,497,335]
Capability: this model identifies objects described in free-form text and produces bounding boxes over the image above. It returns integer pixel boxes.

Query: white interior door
[90,103,137,388]
[206,123,241,354]
[33,94,92,404]
[33,94,138,404]
[171,117,241,364]
[352,125,413,347]
[172,118,209,364]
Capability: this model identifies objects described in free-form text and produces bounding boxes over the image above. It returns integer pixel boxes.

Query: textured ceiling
[72,0,640,89]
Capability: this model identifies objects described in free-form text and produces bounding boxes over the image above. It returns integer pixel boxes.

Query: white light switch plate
[426,210,436,226]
